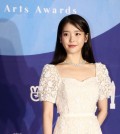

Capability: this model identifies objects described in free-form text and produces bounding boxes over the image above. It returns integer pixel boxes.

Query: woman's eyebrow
[62,30,82,32]
[74,30,81,32]
[62,31,69,32]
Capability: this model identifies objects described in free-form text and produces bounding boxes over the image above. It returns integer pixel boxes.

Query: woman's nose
[69,35,75,42]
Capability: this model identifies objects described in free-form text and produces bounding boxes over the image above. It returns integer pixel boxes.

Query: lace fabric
[38,63,113,134]
[38,64,60,103]
[39,63,113,102]
[96,63,113,100]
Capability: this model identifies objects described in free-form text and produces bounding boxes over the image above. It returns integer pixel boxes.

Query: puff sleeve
[38,64,60,103]
[97,63,114,100]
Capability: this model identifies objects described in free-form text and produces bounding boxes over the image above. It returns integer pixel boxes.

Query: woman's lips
[68,45,77,48]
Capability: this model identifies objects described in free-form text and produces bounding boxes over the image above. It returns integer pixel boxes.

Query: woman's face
[60,23,88,54]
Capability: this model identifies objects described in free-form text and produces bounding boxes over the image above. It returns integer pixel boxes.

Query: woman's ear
[85,33,88,43]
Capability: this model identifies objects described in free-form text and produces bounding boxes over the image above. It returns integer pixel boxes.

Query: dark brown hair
[50,14,95,64]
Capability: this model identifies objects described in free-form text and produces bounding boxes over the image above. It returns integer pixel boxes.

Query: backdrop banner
[0,0,120,134]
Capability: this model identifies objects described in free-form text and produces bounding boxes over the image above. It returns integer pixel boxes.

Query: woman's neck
[65,53,84,64]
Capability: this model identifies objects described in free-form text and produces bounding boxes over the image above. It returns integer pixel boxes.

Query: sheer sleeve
[38,64,60,103]
[97,63,114,100]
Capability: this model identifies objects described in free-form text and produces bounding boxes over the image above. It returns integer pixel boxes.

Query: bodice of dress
[39,62,113,115]
[56,77,99,115]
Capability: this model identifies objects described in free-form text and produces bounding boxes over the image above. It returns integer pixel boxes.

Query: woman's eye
[63,33,68,36]
[75,33,81,36]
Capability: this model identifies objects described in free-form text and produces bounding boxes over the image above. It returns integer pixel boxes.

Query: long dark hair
[50,14,95,64]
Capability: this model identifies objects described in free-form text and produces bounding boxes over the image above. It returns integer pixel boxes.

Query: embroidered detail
[38,64,60,103]
[96,63,113,100]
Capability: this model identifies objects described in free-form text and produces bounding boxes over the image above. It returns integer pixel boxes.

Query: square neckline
[52,63,97,83]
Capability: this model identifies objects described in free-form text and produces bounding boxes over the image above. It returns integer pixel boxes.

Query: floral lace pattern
[38,64,60,103]
[54,116,102,134]
[96,63,113,100]
[39,63,113,134]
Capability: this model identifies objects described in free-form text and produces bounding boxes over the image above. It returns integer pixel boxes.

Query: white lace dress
[39,63,113,134]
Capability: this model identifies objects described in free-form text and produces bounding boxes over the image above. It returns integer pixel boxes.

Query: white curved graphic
[0,0,120,55]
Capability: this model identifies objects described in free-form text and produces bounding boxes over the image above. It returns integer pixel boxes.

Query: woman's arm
[97,98,108,126]
[43,101,54,134]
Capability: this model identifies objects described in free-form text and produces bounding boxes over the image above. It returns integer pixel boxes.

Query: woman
[39,14,113,134]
